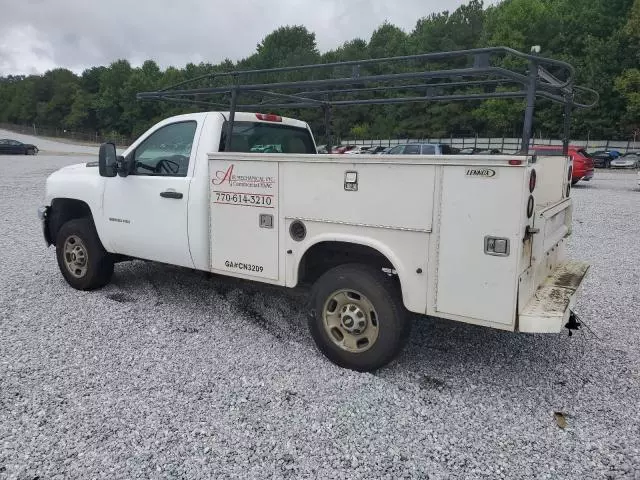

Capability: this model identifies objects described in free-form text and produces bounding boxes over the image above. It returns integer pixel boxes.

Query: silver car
[611,152,639,169]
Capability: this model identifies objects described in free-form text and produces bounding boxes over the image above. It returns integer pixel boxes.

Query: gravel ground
[1,153,639,480]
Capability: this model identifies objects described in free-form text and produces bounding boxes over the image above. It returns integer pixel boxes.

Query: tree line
[0,0,638,143]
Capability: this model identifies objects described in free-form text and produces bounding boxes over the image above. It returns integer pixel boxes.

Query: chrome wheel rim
[63,235,88,278]
[322,289,379,353]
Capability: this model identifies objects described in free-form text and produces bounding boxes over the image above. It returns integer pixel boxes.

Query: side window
[404,145,421,154]
[421,145,436,154]
[440,145,452,154]
[388,145,405,154]
[132,121,197,177]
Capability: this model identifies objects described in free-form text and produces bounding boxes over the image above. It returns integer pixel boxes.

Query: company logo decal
[212,164,275,189]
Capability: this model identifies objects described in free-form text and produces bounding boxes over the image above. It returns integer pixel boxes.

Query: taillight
[255,113,282,122]
[529,169,537,193]
[509,159,523,166]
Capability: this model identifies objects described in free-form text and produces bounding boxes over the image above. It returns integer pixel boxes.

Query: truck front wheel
[55,218,114,290]
[309,264,410,372]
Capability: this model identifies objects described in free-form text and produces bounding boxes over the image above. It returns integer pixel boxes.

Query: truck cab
[41,112,316,271]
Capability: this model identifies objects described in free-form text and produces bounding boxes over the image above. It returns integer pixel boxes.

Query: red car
[531,145,594,185]
[333,145,357,154]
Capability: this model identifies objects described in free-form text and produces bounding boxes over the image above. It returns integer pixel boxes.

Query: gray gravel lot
[1,154,639,479]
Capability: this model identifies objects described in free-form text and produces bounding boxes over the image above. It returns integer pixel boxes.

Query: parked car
[0,139,39,155]
[459,147,480,154]
[367,146,388,154]
[531,145,594,185]
[459,147,501,155]
[333,145,357,154]
[589,150,618,168]
[610,152,639,169]
[345,145,374,154]
[383,143,458,155]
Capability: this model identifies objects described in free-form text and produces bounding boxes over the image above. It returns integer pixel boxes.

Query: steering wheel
[155,155,186,175]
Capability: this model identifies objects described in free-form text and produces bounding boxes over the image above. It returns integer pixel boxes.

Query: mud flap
[518,260,590,333]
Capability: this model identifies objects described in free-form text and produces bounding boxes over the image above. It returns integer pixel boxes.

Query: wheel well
[298,241,396,286]
[48,198,93,245]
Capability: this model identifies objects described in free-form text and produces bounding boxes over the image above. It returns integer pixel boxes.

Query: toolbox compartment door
[209,158,279,280]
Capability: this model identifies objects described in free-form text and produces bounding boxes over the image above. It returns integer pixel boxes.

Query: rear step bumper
[518,260,590,333]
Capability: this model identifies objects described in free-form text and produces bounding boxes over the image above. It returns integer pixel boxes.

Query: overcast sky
[0,0,490,76]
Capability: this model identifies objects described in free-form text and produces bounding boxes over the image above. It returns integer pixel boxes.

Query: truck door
[209,159,279,281]
[102,121,199,268]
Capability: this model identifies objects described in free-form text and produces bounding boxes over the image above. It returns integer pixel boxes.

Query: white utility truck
[38,48,596,371]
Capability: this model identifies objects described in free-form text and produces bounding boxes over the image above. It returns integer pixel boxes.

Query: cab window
[220,121,316,154]
[132,121,197,176]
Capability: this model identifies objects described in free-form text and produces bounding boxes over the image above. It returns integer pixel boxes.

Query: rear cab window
[220,121,316,154]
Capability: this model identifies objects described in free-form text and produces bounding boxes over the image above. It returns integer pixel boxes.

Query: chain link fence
[1,122,637,154]
[338,137,639,154]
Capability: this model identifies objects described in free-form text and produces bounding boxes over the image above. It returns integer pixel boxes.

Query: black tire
[55,218,114,290]
[571,179,579,186]
[308,264,410,372]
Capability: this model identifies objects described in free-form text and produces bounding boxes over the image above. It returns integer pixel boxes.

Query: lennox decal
[465,168,497,178]
[212,164,275,189]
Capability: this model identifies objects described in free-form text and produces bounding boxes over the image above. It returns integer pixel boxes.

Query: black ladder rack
[136,46,598,154]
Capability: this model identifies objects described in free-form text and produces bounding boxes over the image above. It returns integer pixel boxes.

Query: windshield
[220,121,316,154]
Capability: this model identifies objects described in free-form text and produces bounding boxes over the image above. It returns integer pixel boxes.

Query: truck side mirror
[98,142,118,177]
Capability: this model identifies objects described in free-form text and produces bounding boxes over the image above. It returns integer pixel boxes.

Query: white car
[344,145,373,154]
[611,152,639,169]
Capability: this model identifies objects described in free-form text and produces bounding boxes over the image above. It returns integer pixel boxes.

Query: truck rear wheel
[55,218,114,290]
[309,264,410,372]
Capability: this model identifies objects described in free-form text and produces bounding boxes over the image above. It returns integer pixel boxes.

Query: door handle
[160,191,183,199]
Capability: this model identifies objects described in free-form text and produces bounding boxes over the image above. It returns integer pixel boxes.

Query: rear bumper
[518,260,590,333]
[611,163,636,169]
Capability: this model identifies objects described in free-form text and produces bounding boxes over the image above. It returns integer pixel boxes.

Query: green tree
[615,69,640,130]
[0,0,637,141]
